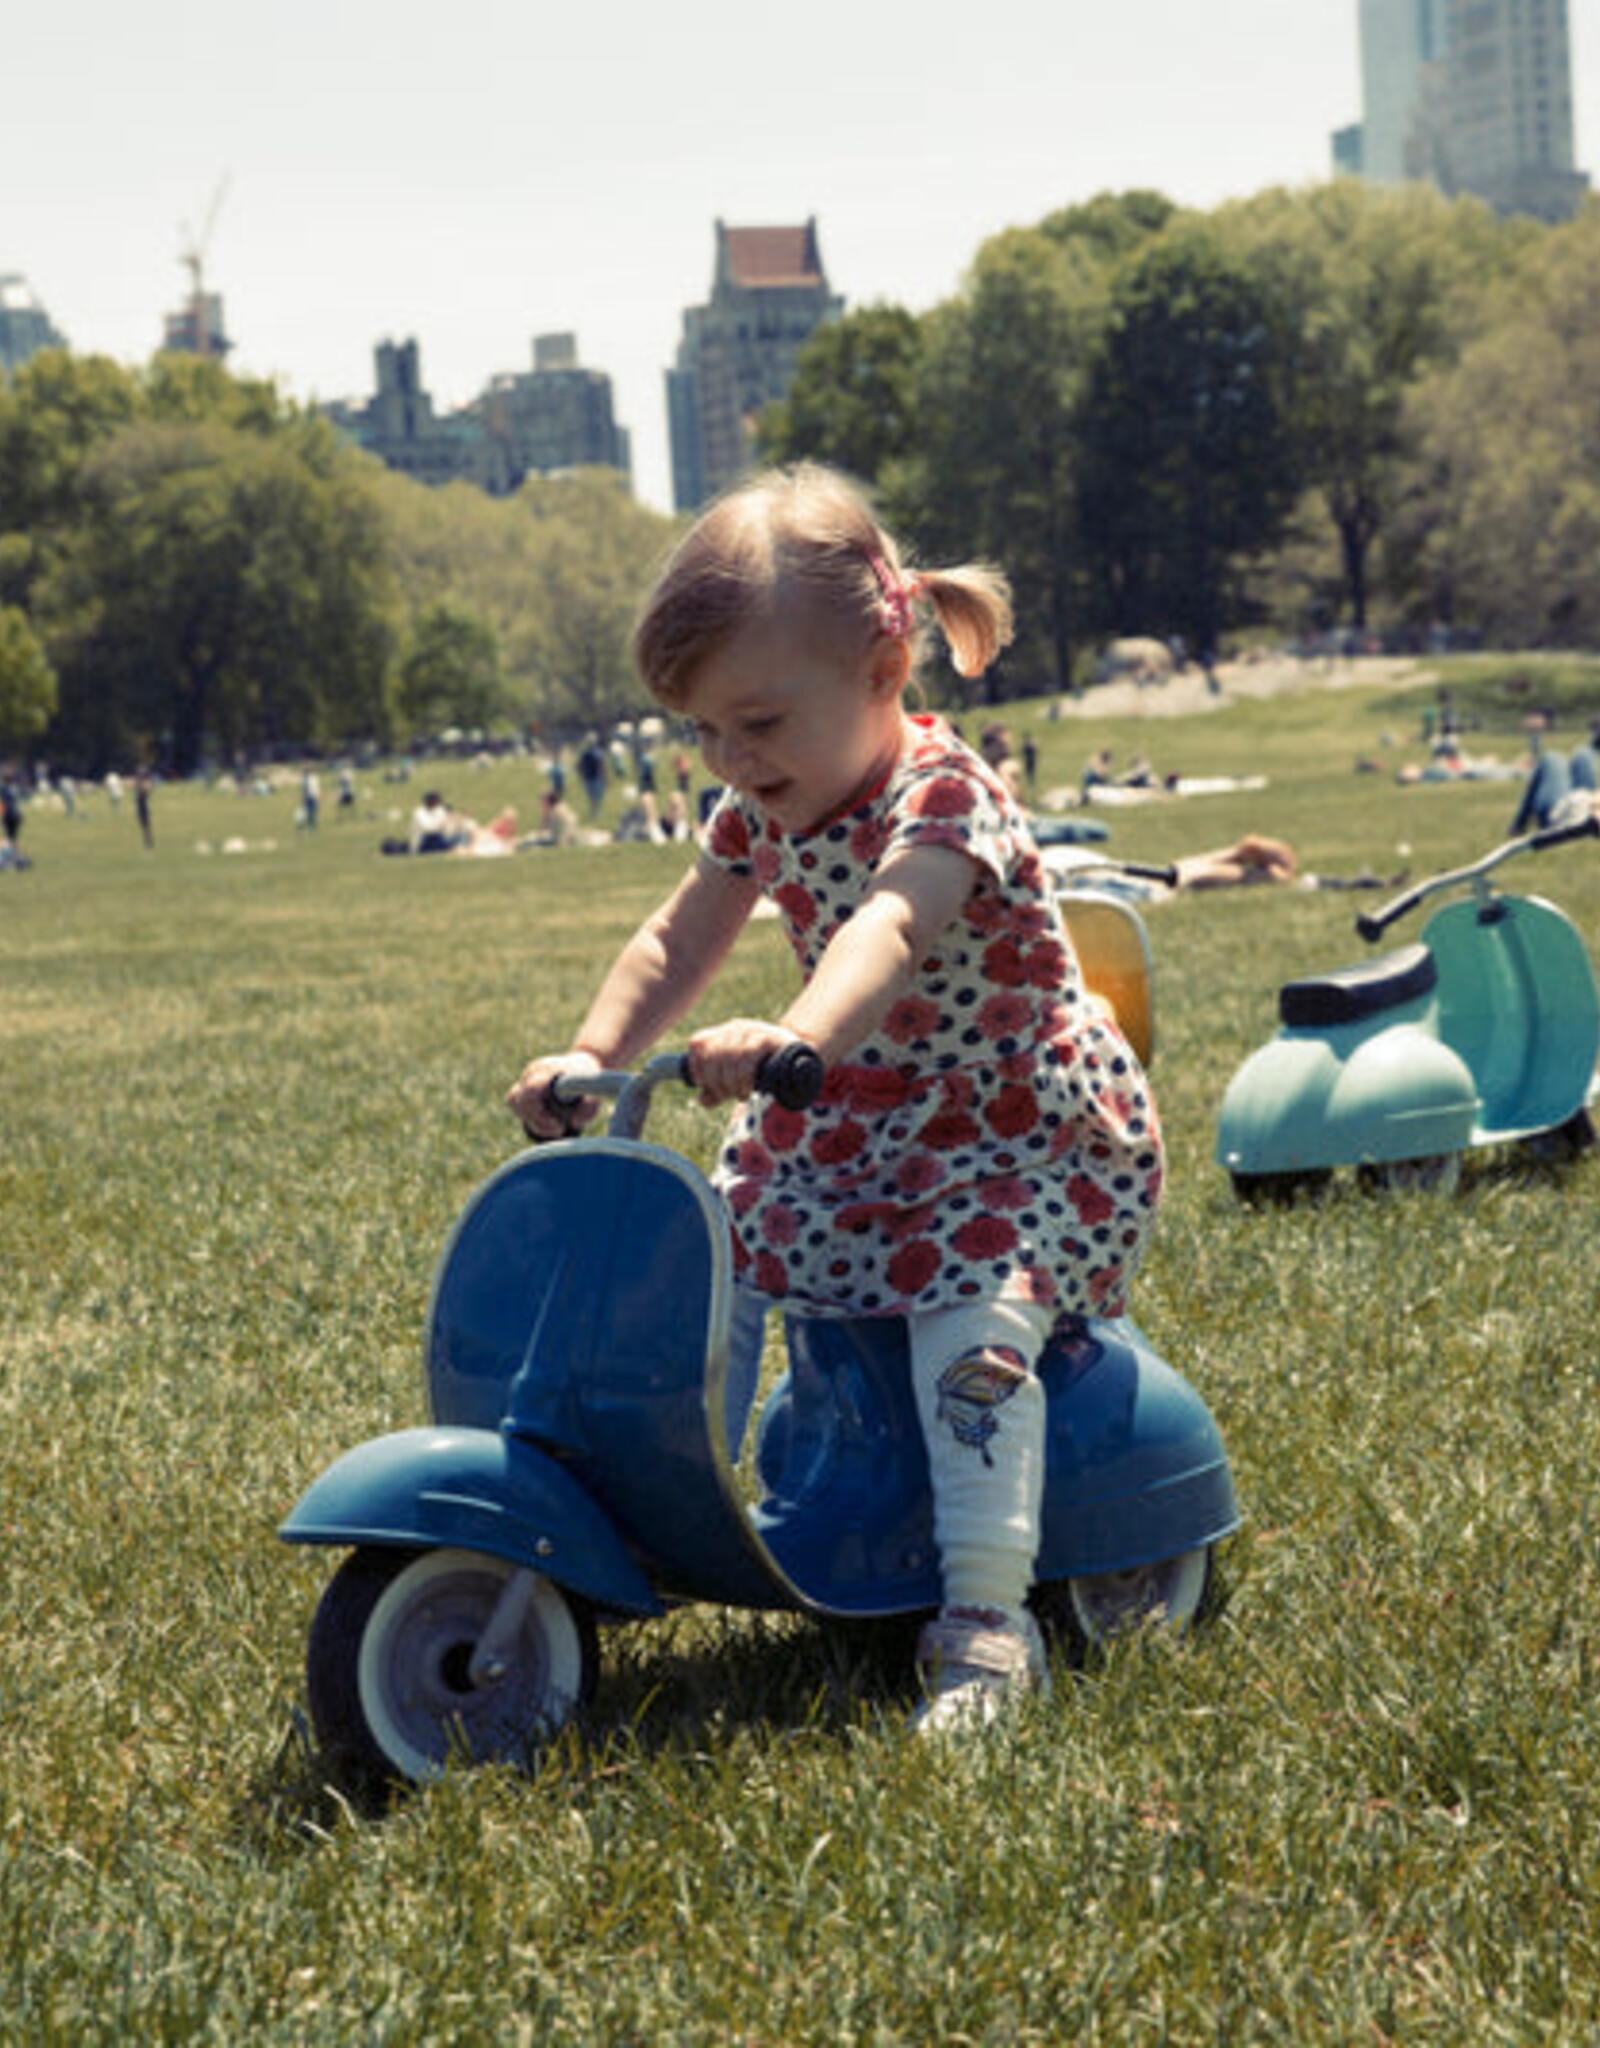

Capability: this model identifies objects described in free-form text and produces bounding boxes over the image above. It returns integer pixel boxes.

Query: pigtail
[914,563,1015,680]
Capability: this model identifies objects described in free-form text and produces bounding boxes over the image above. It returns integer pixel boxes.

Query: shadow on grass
[237,1575,1235,1834]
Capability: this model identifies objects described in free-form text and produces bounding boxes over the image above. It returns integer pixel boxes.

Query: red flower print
[773,882,816,931]
[887,1239,942,1295]
[908,776,977,821]
[894,1154,947,1197]
[981,937,1028,988]
[753,1251,790,1297]
[977,991,1033,1041]
[763,1203,800,1247]
[850,817,890,865]
[1068,1174,1117,1226]
[985,1086,1040,1139]
[839,1064,913,1113]
[980,1173,1032,1212]
[708,810,750,862]
[811,1117,869,1167]
[761,1102,807,1153]
[733,1139,773,1177]
[751,843,781,886]
[951,1215,1019,1260]
[883,994,943,1045]
[1027,941,1068,991]
[967,889,1009,935]
[920,1109,982,1152]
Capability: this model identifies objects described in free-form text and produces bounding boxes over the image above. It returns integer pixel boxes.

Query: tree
[1391,209,1600,646]
[1076,217,1300,655]
[1225,180,1525,630]
[40,421,393,772]
[0,605,56,751]
[395,604,508,743]
[516,471,677,733]
[755,304,924,484]
[897,227,1117,697]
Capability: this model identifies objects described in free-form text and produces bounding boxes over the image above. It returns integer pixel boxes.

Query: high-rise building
[324,338,487,488]
[476,332,632,491]
[667,219,843,513]
[0,274,67,376]
[1339,0,1588,221]
[161,291,232,360]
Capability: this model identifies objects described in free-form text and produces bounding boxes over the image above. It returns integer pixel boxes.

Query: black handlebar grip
[755,1041,825,1111]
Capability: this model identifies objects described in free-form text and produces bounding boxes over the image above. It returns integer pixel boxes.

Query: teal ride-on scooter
[1216,816,1600,1201]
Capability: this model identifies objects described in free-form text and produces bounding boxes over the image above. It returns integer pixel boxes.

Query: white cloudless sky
[5,0,1597,510]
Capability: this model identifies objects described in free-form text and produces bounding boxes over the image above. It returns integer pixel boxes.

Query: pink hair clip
[866,550,921,640]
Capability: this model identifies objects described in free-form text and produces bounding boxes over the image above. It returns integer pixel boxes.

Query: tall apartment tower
[667,219,843,513]
[478,332,633,492]
[1342,0,1588,221]
[0,275,66,375]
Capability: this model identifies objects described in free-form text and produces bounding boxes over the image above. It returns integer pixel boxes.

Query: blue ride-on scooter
[1216,816,1600,1201]
[282,910,1236,1789]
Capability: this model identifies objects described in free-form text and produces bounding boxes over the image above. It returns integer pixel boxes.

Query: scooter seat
[1279,942,1436,1028]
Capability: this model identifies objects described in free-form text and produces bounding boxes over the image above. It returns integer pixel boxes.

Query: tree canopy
[3,179,1596,764]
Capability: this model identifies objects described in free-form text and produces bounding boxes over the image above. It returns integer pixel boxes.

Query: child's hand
[506,1050,602,1139]
[687,1020,800,1107]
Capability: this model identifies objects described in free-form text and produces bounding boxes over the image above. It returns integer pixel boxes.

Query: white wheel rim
[358,1549,584,1782]
[1068,1547,1210,1644]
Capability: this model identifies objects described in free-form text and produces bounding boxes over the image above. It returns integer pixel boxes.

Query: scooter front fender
[1217,1024,1477,1174]
[278,1426,664,1617]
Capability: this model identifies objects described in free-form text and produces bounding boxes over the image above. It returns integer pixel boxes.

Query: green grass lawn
[5,669,1600,2042]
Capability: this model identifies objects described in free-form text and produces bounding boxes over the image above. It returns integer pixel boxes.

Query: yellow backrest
[1058,892,1156,1068]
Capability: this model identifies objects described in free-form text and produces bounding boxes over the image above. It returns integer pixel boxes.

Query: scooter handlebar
[541,1040,825,1135]
[1356,810,1599,944]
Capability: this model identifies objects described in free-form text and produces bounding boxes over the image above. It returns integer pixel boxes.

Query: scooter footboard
[279,1425,664,1617]
[1036,1318,1239,1578]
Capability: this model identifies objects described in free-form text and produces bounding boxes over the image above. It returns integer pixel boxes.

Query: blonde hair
[631,463,1013,707]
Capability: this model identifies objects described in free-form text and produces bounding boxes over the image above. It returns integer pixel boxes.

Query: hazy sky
[6,0,1597,510]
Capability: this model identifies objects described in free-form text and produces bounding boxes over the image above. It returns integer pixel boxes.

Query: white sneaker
[911,1607,1048,1737]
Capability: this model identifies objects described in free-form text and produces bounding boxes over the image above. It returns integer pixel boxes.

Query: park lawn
[4,669,1600,2042]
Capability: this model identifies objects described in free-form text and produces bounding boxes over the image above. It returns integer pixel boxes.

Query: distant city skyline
[5,0,1596,509]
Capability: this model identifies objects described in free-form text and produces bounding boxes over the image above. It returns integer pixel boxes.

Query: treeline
[2,180,1597,771]
[761,182,1600,696]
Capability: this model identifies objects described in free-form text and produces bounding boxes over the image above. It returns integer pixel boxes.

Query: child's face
[683,611,908,835]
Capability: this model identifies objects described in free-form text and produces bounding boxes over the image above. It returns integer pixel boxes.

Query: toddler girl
[508,464,1163,1733]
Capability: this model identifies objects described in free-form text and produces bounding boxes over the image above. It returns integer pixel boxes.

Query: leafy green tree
[897,227,1116,697]
[755,304,924,484]
[516,471,677,733]
[0,604,56,751]
[1076,217,1300,655]
[395,603,508,742]
[1391,209,1600,646]
[40,422,393,772]
[1225,180,1525,630]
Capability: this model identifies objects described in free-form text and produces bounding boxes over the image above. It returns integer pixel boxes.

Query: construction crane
[176,174,231,359]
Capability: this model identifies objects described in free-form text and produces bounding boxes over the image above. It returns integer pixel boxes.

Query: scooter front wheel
[306,1545,597,1789]
[1058,1546,1213,1648]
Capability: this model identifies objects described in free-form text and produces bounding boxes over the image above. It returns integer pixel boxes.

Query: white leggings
[906,1299,1053,1622]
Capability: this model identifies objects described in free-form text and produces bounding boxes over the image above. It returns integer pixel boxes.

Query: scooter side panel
[1216,1019,1477,1172]
[1035,1318,1240,1578]
[750,1314,1238,1616]
[278,1425,665,1616]
[1427,897,1600,1137]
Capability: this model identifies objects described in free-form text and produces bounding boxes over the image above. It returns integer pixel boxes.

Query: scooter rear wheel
[306,1545,597,1790]
[1052,1546,1213,1649]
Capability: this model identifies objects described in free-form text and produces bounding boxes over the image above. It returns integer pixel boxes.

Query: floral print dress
[703,715,1164,1322]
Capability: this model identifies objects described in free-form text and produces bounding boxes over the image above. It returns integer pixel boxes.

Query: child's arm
[508,856,761,1134]
[688,843,976,1104]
